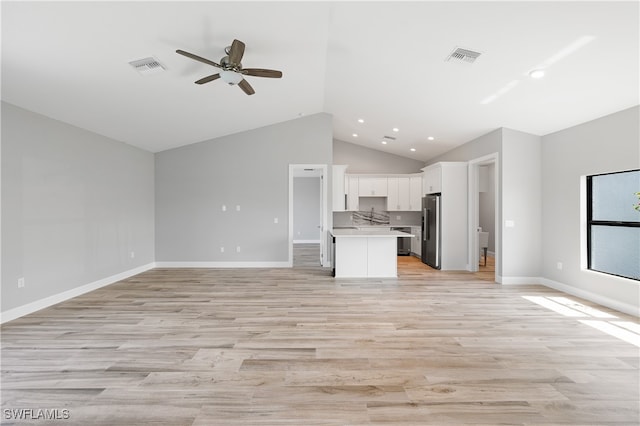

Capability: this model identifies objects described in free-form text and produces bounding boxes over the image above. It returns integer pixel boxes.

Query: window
[586,169,640,280]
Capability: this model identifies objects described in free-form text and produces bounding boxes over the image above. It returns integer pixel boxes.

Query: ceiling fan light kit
[176,39,283,95]
[220,70,243,85]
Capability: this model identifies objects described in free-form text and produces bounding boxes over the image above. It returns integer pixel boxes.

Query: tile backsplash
[333,210,421,227]
[352,209,390,226]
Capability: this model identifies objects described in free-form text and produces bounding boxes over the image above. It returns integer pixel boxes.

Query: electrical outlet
[17,277,25,288]
[220,247,225,253]
[130,251,135,259]
[396,215,401,220]
[557,262,563,270]
[236,205,241,211]
[222,205,226,211]
[274,217,279,224]
[236,246,241,253]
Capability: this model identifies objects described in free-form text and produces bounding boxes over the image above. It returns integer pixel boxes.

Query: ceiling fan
[176,39,282,95]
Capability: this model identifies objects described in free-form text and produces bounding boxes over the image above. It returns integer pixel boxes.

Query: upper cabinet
[346,174,360,211]
[334,171,423,212]
[387,177,410,211]
[358,177,388,196]
[409,176,423,210]
[332,165,348,212]
[422,162,467,195]
[388,175,422,211]
[423,165,442,194]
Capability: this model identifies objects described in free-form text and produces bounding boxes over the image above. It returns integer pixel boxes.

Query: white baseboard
[0,263,156,324]
[293,240,321,244]
[497,275,542,285]
[540,278,640,317]
[155,261,291,268]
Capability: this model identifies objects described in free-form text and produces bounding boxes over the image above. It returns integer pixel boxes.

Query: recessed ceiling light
[427,136,435,141]
[529,69,545,79]
[381,141,387,145]
[358,119,364,123]
[392,127,399,132]
[410,148,416,152]
[352,133,358,137]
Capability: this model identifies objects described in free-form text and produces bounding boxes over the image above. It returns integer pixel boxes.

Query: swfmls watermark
[3,408,70,421]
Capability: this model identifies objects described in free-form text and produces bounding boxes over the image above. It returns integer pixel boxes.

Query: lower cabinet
[334,236,398,278]
[411,226,422,257]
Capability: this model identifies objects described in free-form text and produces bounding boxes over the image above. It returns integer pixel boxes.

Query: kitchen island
[331,228,414,278]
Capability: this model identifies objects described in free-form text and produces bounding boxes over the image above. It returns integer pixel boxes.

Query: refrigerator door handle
[426,208,431,240]
[422,208,427,241]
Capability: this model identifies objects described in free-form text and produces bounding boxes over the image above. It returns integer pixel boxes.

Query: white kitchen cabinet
[423,166,442,194]
[409,175,423,211]
[358,177,388,196]
[346,174,359,211]
[387,177,410,211]
[388,175,422,211]
[421,162,468,270]
[411,226,422,257]
[332,165,348,212]
[332,229,412,278]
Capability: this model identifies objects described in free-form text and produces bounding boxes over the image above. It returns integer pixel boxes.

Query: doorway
[468,153,499,281]
[289,164,329,268]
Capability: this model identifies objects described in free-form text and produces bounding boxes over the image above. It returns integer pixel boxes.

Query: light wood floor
[2,245,638,425]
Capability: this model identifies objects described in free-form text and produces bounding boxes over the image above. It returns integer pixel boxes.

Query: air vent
[129,57,165,75]
[446,47,482,64]
[383,135,396,141]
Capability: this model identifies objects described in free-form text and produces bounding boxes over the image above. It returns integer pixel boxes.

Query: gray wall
[428,128,504,276]
[428,129,502,165]
[501,128,542,280]
[429,107,639,314]
[541,106,639,312]
[293,177,321,242]
[155,113,332,263]
[427,127,543,282]
[334,139,425,173]
[1,102,155,313]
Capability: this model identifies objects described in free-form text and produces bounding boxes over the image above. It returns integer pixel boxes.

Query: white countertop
[331,229,414,238]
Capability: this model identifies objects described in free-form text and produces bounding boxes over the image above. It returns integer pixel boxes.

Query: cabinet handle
[344,194,347,210]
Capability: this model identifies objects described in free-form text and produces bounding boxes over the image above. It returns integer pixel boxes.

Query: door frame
[467,153,500,281]
[289,164,329,267]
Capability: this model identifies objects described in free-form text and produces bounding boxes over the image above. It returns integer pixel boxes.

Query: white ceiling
[2,1,638,162]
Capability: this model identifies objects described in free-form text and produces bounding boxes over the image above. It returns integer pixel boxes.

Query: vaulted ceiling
[2,1,638,161]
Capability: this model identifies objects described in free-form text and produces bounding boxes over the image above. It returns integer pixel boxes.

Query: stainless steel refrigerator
[421,194,441,269]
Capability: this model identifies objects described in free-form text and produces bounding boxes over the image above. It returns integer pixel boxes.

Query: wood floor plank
[1,245,638,425]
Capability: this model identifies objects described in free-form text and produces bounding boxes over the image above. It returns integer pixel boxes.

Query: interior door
[319,174,324,266]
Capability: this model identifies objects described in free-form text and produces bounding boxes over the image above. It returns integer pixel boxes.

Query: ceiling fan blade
[176,49,221,68]
[238,79,255,95]
[242,68,283,78]
[194,74,220,84]
[228,39,245,65]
